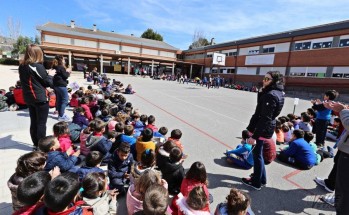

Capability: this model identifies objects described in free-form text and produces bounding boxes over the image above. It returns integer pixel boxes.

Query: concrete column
[68,51,72,68]
[127,57,131,75]
[100,54,103,73]
[190,64,193,79]
[172,62,175,76]
[151,60,154,76]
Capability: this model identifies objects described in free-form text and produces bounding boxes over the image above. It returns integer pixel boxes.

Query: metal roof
[184,19,349,52]
[37,22,179,51]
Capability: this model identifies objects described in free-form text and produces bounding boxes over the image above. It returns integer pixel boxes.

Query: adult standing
[324,102,349,214]
[92,67,99,85]
[241,71,285,190]
[19,44,52,150]
[52,55,71,122]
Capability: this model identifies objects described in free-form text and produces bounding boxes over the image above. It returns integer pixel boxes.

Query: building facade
[182,20,349,100]
[37,21,200,76]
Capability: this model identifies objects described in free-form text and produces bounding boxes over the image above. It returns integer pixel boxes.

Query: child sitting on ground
[159,146,185,195]
[80,120,96,156]
[215,188,253,215]
[136,128,156,161]
[304,131,323,165]
[176,186,210,215]
[125,84,135,94]
[275,120,284,145]
[168,129,185,152]
[76,151,105,181]
[126,169,168,215]
[145,115,158,132]
[130,149,157,184]
[39,136,80,172]
[0,90,8,112]
[153,126,168,146]
[53,121,74,153]
[108,142,134,195]
[278,129,317,170]
[86,119,113,164]
[225,130,254,169]
[36,172,89,214]
[326,117,343,141]
[134,184,169,215]
[81,172,118,215]
[80,97,94,121]
[72,107,89,129]
[13,171,51,215]
[298,112,313,132]
[7,152,47,211]
[120,124,137,158]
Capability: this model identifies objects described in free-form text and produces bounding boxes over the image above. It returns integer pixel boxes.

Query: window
[294,41,311,50]
[289,72,306,77]
[339,39,349,47]
[228,51,237,56]
[248,50,259,55]
[262,47,275,53]
[207,54,212,58]
[307,73,325,78]
[312,41,332,49]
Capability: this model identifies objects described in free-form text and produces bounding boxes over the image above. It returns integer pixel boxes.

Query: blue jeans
[227,154,252,169]
[251,139,266,187]
[54,87,69,117]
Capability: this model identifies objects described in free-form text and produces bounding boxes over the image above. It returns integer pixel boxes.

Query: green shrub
[0,58,19,65]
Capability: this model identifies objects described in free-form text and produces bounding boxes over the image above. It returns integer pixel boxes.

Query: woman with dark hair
[52,55,71,122]
[241,71,285,190]
[19,44,52,149]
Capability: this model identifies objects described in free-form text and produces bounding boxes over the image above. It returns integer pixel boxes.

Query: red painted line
[135,94,232,149]
[282,169,315,195]
[136,94,314,194]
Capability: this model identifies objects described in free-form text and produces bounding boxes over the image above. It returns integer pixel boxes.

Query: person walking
[241,71,285,190]
[52,55,71,122]
[19,44,52,150]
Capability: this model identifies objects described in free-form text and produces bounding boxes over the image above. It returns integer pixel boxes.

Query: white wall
[159,51,176,58]
[122,46,140,53]
[74,39,97,48]
[237,67,257,75]
[99,42,120,51]
[142,48,159,56]
[45,35,71,45]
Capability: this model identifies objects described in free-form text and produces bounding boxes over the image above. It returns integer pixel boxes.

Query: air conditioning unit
[115,50,121,54]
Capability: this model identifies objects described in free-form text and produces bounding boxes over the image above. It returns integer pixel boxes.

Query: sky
[1,0,349,50]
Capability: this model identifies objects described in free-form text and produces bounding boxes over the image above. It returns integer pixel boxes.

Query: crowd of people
[5,44,255,215]
[3,44,349,214]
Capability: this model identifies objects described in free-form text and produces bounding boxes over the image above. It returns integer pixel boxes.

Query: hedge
[0,58,19,65]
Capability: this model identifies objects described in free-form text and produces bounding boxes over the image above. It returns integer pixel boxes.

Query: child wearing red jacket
[53,121,74,153]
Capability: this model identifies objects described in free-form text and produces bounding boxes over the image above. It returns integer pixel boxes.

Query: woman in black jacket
[19,45,52,149]
[52,55,71,121]
[241,71,285,190]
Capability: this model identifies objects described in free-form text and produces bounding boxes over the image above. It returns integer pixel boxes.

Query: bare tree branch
[7,17,21,40]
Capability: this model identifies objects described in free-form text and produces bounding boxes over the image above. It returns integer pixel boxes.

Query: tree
[7,17,21,40]
[189,30,210,49]
[141,28,163,41]
[12,36,33,57]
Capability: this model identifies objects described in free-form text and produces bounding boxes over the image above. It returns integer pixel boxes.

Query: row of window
[290,72,349,78]
[201,38,349,58]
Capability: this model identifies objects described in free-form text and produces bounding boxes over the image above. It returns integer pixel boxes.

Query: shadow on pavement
[0,135,33,151]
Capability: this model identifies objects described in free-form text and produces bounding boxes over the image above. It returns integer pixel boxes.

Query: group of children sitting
[8,76,254,215]
[225,89,342,171]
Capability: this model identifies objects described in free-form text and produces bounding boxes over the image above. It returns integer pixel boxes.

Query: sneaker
[241,178,261,191]
[314,177,334,193]
[247,174,267,187]
[320,195,335,207]
[58,115,71,122]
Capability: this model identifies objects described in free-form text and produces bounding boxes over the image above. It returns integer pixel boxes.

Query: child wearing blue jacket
[311,90,338,146]
[278,129,317,170]
[225,130,254,169]
[38,136,80,173]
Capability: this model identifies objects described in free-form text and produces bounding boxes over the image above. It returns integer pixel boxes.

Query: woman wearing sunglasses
[241,71,285,190]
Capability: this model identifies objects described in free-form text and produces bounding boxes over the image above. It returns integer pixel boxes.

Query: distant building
[0,36,15,58]
[183,20,349,100]
[37,21,197,75]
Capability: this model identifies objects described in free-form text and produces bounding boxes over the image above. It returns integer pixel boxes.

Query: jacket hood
[86,135,104,148]
[262,82,284,93]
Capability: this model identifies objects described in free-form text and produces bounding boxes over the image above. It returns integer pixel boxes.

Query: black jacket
[53,65,70,87]
[19,63,52,104]
[157,153,185,195]
[247,84,285,140]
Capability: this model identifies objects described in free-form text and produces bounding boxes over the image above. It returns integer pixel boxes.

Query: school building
[37,20,349,100]
[37,21,200,76]
[182,20,349,100]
